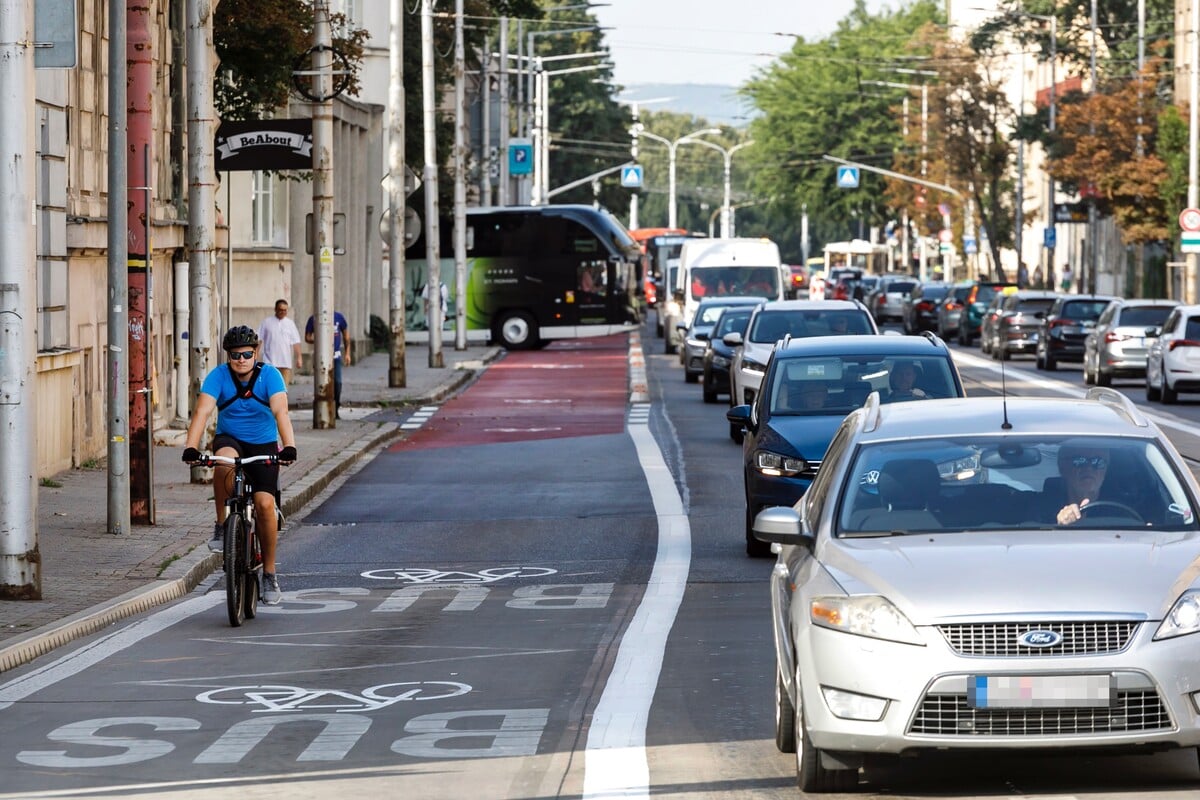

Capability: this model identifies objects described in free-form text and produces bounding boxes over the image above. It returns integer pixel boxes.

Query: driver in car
[1053,443,1110,525]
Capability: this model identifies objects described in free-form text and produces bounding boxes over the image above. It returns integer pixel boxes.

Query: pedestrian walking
[257,298,302,385]
[305,310,352,418]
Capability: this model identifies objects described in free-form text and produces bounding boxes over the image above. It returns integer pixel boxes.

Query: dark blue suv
[727,333,965,556]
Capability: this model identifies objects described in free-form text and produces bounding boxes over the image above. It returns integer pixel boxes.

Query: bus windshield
[824,240,890,274]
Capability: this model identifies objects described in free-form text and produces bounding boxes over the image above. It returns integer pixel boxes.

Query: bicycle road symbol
[195,682,472,713]
[360,566,558,584]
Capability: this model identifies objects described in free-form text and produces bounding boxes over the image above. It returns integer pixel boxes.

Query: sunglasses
[1070,455,1108,469]
[228,350,256,361]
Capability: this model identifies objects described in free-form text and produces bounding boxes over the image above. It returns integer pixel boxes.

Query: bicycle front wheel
[243,519,261,620]
[224,514,246,627]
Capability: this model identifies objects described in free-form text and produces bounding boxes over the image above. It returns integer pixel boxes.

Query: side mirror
[723,331,744,347]
[726,404,754,431]
[752,506,811,547]
[676,322,688,332]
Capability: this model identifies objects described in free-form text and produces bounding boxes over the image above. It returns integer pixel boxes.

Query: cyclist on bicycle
[182,325,297,605]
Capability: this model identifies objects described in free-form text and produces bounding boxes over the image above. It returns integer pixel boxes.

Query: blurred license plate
[967,674,1114,709]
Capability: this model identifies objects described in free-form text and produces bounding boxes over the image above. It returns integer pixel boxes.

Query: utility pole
[128,0,154,524]
[422,0,444,367]
[387,0,407,387]
[453,0,467,350]
[186,0,217,486]
[107,0,129,535]
[312,1,336,427]
[481,39,492,208]
[498,17,509,206]
[629,102,639,229]
[0,0,39,598]
[1190,0,1200,303]
[1086,0,1099,295]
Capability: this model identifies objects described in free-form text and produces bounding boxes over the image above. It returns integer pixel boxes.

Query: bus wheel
[496,311,539,350]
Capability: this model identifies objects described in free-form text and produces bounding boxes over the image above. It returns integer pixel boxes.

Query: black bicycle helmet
[222,325,259,351]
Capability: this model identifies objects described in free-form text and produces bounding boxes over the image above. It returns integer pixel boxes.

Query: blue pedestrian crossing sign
[509,138,533,176]
[621,164,644,188]
[836,165,860,189]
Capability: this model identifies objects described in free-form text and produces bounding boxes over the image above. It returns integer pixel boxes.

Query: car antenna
[999,357,1013,430]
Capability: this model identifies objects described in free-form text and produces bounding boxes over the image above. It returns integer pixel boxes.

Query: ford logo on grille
[1018,630,1062,647]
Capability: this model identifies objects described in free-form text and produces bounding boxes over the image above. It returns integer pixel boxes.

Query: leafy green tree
[741,0,942,261]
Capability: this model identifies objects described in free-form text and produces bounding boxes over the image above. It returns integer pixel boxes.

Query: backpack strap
[217,363,271,411]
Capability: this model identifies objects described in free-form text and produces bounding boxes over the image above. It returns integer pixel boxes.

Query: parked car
[901,282,950,334]
[985,290,1057,360]
[727,333,964,557]
[866,275,917,323]
[752,388,1200,792]
[1084,298,1179,385]
[933,282,972,342]
[728,300,878,428]
[680,297,764,382]
[702,306,755,404]
[955,280,1019,345]
[1034,294,1115,371]
[1146,303,1200,403]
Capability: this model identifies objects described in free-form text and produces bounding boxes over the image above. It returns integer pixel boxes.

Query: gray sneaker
[207,523,223,553]
[263,572,282,605]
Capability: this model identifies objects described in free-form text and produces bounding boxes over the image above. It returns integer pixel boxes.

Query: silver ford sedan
[753,389,1200,792]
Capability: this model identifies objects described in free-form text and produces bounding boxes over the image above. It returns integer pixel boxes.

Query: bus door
[552,215,616,330]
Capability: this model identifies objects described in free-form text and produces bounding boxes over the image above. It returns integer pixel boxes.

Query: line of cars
[663,283,1200,791]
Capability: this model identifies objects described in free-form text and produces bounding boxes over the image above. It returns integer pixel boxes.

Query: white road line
[0,595,221,711]
[583,345,689,800]
[955,350,1200,440]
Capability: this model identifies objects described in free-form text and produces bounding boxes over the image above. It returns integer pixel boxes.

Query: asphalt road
[3,323,1200,798]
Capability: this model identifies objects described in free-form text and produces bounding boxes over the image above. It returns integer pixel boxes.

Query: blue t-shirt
[201,362,286,444]
[305,311,348,357]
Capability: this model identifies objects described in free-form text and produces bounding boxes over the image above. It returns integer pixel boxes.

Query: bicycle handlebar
[196,453,280,467]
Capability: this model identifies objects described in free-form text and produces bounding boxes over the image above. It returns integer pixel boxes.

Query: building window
[339,0,362,30]
[252,170,274,245]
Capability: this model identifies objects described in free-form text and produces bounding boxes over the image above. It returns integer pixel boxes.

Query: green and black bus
[404,205,642,349]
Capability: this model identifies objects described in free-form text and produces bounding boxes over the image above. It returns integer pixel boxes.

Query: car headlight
[810,595,924,646]
[687,338,704,349]
[712,354,730,369]
[1155,590,1200,640]
[742,359,766,374]
[754,450,808,477]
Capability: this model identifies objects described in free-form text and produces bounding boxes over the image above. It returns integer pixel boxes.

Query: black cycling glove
[182,447,201,464]
[278,446,297,464]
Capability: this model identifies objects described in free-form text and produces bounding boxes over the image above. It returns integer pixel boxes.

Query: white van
[663,238,785,354]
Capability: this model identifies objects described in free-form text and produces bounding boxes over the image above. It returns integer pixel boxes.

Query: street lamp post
[635,126,721,228]
[683,136,754,238]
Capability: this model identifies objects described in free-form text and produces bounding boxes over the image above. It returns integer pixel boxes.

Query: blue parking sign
[509,139,533,176]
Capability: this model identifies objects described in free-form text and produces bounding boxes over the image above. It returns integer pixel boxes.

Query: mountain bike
[199,453,277,627]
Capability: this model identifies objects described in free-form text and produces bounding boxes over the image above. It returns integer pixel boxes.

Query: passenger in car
[883,360,927,402]
[787,381,830,411]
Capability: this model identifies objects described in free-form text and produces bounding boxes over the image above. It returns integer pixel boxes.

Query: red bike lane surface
[391,334,630,450]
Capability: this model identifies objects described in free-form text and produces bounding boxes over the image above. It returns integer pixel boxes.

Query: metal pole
[629,102,639,229]
[1087,0,1099,295]
[668,141,677,228]
[107,0,130,536]
[388,0,407,387]
[422,0,444,367]
[1015,48,1025,280]
[541,69,550,203]
[498,17,509,205]
[186,0,217,485]
[1046,15,1057,291]
[0,0,39,596]
[481,40,492,208]
[312,1,336,427]
[721,151,731,238]
[1190,0,1200,303]
[453,0,467,350]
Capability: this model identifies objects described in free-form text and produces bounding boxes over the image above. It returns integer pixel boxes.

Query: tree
[741,0,942,260]
[214,0,369,121]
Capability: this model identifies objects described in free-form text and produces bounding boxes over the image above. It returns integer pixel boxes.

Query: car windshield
[769,355,957,416]
[919,285,949,301]
[888,281,916,295]
[715,309,752,337]
[749,310,872,342]
[1062,300,1111,320]
[1120,306,1174,327]
[1016,298,1055,313]
[837,435,1198,535]
[698,304,736,325]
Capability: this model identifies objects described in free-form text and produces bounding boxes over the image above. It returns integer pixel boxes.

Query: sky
[591,0,895,89]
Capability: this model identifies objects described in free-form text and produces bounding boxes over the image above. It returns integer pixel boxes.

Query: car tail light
[944,301,962,311]
[1169,339,1200,351]
[1048,319,1072,329]
[917,301,933,312]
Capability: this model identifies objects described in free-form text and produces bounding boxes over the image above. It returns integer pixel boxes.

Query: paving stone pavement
[0,342,503,672]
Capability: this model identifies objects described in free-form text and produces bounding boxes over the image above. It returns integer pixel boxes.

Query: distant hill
[623,83,758,128]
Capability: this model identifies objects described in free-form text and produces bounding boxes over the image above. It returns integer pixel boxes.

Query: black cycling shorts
[211,434,279,497]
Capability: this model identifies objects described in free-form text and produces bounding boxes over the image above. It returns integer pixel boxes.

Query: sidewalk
[0,342,503,673]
